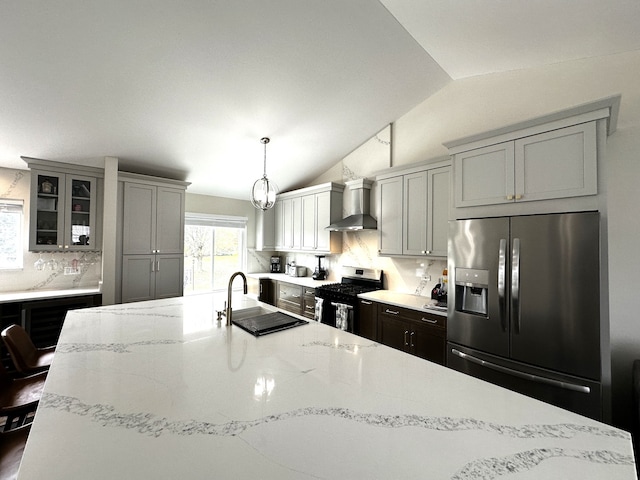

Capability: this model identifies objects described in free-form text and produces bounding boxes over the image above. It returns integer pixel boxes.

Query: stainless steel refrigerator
[447,212,602,419]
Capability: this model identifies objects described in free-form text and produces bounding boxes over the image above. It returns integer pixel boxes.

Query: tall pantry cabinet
[117,172,190,304]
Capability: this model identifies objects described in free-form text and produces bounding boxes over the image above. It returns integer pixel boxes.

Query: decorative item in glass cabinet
[250,137,278,210]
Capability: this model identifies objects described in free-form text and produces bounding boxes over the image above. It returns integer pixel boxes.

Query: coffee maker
[312,255,327,280]
[270,256,282,273]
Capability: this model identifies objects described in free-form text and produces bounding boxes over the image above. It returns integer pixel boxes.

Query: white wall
[311,50,640,430]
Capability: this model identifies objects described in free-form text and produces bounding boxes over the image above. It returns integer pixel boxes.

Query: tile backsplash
[285,230,447,297]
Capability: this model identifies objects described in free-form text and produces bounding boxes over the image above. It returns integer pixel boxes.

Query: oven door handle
[330,302,353,309]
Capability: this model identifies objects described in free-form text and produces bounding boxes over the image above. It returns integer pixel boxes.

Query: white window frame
[184,213,248,293]
[0,199,24,270]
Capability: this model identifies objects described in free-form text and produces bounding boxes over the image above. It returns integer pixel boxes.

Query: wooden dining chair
[0,362,46,433]
[0,423,31,480]
[1,325,55,375]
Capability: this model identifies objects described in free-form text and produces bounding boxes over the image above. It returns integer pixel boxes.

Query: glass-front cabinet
[28,166,100,252]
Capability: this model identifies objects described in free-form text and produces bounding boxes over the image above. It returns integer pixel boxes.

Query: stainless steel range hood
[326,179,377,231]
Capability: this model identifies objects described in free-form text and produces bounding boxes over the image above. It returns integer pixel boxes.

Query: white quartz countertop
[19,293,636,479]
[0,287,101,304]
[248,272,336,288]
[359,290,447,317]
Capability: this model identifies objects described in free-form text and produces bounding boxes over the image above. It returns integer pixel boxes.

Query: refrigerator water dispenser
[455,268,489,316]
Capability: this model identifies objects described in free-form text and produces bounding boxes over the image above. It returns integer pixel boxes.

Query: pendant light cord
[261,137,270,179]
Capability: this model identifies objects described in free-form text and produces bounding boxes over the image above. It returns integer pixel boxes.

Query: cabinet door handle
[421,317,438,324]
[385,309,399,315]
[292,294,301,298]
[506,194,514,200]
[305,305,315,311]
[151,261,155,272]
[404,330,409,346]
[515,194,522,200]
[156,260,160,272]
[260,284,263,294]
[410,331,415,348]
[361,300,372,305]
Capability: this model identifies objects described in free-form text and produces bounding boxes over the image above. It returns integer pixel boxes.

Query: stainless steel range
[315,266,383,332]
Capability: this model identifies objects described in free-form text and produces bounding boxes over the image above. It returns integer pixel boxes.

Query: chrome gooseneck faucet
[225,271,248,326]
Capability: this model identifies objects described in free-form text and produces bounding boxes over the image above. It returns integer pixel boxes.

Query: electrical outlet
[422,275,431,281]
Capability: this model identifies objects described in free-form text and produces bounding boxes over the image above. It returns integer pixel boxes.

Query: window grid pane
[183,214,246,294]
[0,200,24,269]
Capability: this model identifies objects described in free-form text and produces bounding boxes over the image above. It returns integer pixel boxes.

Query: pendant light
[250,137,278,210]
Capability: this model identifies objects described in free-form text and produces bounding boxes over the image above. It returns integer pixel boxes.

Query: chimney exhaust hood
[326,179,377,231]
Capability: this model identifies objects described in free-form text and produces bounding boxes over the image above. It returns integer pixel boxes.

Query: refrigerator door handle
[498,239,507,332]
[512,238,521,334]
[450,349,591,394]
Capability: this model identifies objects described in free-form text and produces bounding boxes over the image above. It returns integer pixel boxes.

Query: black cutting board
[232,311,308,337]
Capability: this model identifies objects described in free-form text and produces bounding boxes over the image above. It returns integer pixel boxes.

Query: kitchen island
[18,293,636,479]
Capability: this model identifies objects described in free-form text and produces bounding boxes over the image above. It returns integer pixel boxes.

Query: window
[0,199,23,269]
[183,213,247,294]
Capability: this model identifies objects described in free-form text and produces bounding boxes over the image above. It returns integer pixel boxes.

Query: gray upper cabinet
[122,182,185,255]
[122,182,156,254]
[377,176,403,256]
[301,194,316,250]
[376,160,451,258]
[270,182,344,254]
[453,122,597,208]
[23,157,103,252]
[256,207,276,251]
[444,97,622,217]
[156,186,186,254]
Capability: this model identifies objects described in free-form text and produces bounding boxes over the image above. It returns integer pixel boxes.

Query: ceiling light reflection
[254,374,275,401]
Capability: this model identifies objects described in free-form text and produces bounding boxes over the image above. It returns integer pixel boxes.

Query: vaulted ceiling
[1,0,639,198]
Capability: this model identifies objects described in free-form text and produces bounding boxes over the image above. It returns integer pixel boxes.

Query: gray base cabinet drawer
[276,282,303,315]
[302,287,316,319]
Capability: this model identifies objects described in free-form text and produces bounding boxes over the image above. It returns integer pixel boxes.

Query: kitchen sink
[231,307,308,337]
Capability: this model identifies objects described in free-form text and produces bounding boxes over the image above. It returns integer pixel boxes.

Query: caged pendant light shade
[250,137,278,210]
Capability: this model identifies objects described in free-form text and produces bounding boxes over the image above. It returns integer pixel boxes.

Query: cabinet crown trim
[22,156,104,178]
[118,171,190,189]
[443,94,620,154]
[375,158,451,181]
[277,182,344,199]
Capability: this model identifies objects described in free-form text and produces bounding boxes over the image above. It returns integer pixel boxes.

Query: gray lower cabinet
[118,172,189,304]
[121,254,184,303]
[276,281,303,316]
[302,287,316,320]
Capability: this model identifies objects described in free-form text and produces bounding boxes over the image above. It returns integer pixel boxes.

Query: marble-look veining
[1,170,25,197]
[18,294,637,480]
[56,339,184,354]
[301,340,379,352]
[452,448,633,480]
[39,392,628,442]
